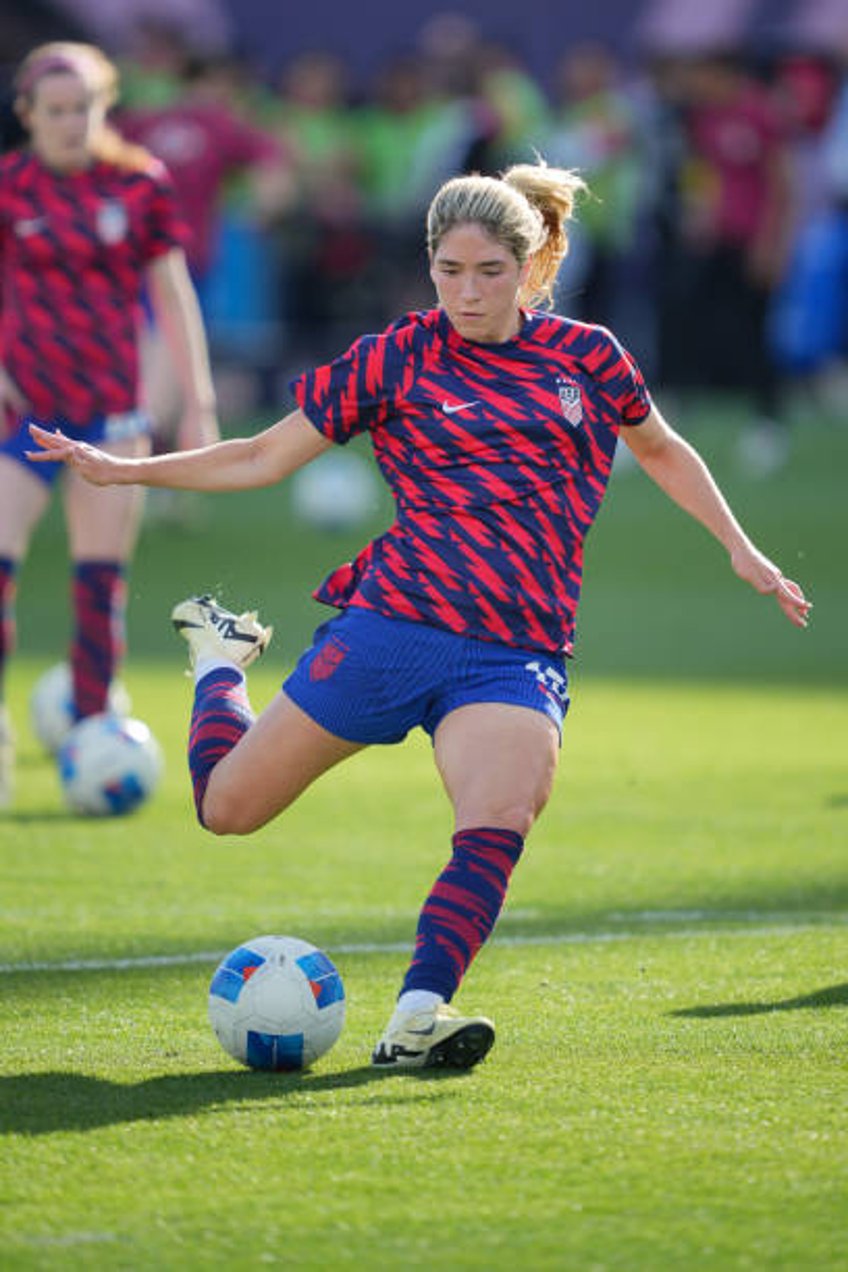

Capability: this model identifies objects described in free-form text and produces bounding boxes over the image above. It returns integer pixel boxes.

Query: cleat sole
[424,1022,495,1070]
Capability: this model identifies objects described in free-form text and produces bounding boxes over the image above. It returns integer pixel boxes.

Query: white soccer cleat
[170,594,273,671]
[0,704,13,808]
[371,1003,495,1070]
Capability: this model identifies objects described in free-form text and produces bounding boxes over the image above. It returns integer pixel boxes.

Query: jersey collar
[435,307,535,351]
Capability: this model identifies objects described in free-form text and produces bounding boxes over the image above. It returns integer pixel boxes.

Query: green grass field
[1,407,847,1268]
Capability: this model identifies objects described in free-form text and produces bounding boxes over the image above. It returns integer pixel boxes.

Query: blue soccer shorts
[0,410,151,487]
[283,607,570,745]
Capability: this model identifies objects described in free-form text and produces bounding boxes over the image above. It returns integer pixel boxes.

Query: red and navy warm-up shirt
[0,151,185,423]
[293,307,652,655]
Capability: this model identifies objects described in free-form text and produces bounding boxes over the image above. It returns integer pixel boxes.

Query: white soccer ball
[58,713,164,816]
[30,662,131,754]
[208,934,346,1071]
[290,450,378,532]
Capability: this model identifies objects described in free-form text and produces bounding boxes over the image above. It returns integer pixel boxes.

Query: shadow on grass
[672,981,848,1019]
[0,1064,473,1136]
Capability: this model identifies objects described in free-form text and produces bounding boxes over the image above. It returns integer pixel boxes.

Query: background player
[30,160,810,1069]
[0,42,219,806]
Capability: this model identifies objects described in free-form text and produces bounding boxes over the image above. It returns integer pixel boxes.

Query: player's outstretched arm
[623,407,812,629]
[26,409,332,491]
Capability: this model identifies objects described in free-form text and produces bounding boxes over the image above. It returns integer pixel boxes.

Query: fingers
[26,423,66,459]
[24,424,116,486]
[25,424,78,463]
[27,424,63,443]
[776,576,812,629]
[741,554,812,629]
[735,546,813,628]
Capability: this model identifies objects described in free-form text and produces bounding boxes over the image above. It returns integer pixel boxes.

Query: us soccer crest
[556,376,583,428]
[309,635,349,682]
[96,200,128,245]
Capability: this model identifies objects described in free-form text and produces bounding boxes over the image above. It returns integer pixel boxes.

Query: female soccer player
[30,160,811,1070]
[0,42,219,806]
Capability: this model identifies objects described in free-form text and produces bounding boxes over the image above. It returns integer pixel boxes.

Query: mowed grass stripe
[2,911,846,975]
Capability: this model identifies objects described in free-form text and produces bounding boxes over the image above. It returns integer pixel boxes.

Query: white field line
[0,912,846,976]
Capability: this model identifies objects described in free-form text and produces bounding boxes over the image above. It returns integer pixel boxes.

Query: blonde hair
[14,42,154,172]
[426,160,587,308]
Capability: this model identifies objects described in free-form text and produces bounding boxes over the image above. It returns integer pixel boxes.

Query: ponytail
[503,161,586,308]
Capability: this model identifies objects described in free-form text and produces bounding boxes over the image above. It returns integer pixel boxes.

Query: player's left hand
[730,542,812,628]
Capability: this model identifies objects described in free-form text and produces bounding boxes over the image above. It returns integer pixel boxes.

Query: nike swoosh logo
[442,400,479,414]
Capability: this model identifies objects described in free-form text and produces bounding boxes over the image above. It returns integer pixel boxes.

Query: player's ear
[13,95,31,128]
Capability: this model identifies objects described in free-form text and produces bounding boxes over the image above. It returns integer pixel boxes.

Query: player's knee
[201,787,261,836]
[499,800,540,839]
[457,794,543,839]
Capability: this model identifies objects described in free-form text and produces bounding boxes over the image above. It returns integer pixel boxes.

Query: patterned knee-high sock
[188,666,254,826]
[0,557,18,702]
[70,561,127,719]
[400,827,525,1003]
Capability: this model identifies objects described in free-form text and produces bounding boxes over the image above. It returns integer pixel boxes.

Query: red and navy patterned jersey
[0,151,185,423]
[292,307,651,654]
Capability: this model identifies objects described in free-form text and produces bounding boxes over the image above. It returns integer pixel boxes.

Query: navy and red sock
[400,826,525,1003]
[188,666,254,825]
[70,561,126,718]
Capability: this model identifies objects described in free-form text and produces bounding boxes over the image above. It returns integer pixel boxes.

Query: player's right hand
[25,424,124,486]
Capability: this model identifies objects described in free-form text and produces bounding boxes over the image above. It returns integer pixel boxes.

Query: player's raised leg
[172,594,362,833]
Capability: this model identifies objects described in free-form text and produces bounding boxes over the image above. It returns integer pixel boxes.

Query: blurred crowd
[7,13,848,470]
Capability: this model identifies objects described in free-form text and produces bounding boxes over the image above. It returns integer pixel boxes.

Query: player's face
[22,71,104,172]
[430,223,529,344]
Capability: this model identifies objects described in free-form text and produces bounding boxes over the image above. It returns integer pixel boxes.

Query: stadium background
[0,0,845,684]
[7,0,848,76]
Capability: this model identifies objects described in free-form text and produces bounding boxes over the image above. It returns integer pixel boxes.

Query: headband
[17,54,88,98]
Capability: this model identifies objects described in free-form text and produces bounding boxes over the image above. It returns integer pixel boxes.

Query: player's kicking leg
[171,594,361,834]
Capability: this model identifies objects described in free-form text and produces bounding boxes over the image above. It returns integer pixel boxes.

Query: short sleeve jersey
[0,151,185,423]
[292,307,651,655]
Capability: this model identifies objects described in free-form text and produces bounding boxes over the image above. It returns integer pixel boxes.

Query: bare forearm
[624,410,811,627]
[104,435,270,490]
[27,410,332,490]
[636,433,751,554]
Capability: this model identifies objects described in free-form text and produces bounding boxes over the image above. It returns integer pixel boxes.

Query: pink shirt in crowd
[121,101,283,275]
